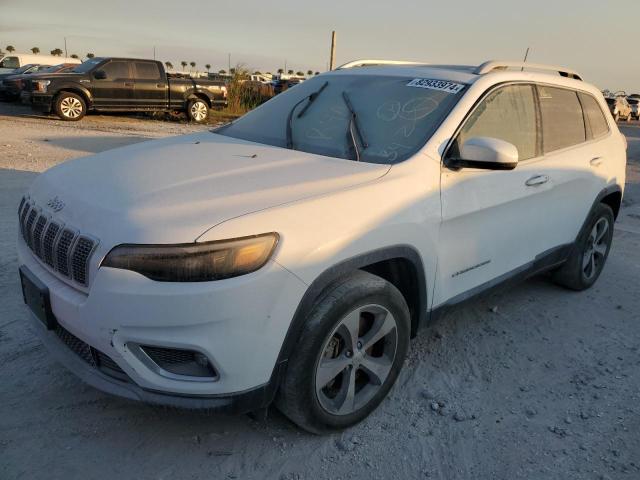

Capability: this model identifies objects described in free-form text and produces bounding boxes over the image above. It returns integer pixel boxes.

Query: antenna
[521,47,530,71]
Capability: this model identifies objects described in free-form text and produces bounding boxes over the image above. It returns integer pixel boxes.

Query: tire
[186,98,209,123]
[54,92,86,121]
[276,270,410,434]
[553,203,614,291]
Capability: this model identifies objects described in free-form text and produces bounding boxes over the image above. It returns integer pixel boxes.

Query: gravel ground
[1,103,639,480]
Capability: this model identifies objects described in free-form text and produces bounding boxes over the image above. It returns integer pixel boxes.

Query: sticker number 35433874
[406,78,465,94]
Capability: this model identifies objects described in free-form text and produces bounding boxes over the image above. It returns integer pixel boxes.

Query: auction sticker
[406,78,465,94]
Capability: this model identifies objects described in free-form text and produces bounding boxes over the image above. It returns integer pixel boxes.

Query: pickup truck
[24,57,227,122]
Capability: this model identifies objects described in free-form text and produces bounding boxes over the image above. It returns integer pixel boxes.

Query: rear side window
[451,84,538,161]
[134,62,161,80]
[579,93,610,139]
[538,86,586,153]
[0,56,19,69]
[102,61,130,79]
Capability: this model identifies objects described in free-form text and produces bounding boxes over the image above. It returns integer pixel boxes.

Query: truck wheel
[553,203,614,291]
[54,92,86,121]
[276,270,410,434]
[187,99,209,123]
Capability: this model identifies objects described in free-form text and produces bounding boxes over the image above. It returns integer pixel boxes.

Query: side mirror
[93,70,107,80]
[449,137,519,170]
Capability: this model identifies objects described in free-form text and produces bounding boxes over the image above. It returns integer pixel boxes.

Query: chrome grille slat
[42,222,61,267]
[56,229,76,277]
[71,236,96,286]
[18,196,98,288]
[32,214,48,259]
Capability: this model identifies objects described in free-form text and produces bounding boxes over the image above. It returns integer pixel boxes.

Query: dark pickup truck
[24,57,227,122]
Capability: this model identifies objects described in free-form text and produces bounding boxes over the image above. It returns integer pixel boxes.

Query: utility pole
[329,31,336,70]
[153,46,156,60]
[64,37,68,58]
[284,60,287,73]
[228,53,231,72]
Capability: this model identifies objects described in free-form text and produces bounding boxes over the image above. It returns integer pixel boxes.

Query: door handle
[590,157,603,166]
[525,174,549,187]
[156,84,165,88]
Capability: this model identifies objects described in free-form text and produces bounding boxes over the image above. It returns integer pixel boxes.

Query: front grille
[18,196,97,287]
[55,324,130,382]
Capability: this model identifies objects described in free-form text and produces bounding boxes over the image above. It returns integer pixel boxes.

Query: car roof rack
[337,59,427,69]
[474,60,583,81]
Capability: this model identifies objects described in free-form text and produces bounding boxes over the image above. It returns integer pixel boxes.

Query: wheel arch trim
[271,245,427,384]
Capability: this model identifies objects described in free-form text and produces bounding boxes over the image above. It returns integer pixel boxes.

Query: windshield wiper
[341,91,368,161]
[285,81,329,149]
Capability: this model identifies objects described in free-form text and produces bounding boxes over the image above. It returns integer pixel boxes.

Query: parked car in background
[626,96,639,120]
[273,77,303,95]
[0,54,80,74]
[26,57,227,122]
[1,63,77,101]
[606,96,632,121]
[17,59,626,433]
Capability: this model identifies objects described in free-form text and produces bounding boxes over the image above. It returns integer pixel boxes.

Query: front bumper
[18,239,308,407]
[30,93,54,112]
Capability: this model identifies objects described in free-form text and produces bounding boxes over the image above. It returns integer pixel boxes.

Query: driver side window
[450,84,539,161]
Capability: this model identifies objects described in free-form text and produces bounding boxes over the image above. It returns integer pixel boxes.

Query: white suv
[18,59,626,433]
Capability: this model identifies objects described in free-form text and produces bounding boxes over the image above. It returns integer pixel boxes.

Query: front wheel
[54,92,86,121]
[553,203,614,291]
[186,98,209,123]
[276,271,410,434]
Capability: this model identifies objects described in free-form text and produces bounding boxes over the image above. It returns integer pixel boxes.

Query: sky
[1,0,638,91]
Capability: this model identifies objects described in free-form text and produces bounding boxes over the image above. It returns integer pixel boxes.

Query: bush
[225,67,274,115]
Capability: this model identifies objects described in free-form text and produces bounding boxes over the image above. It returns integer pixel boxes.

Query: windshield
[627,98,638,105]
[217,74,465,164]
[71,58,104,73]
[0,56,19,69]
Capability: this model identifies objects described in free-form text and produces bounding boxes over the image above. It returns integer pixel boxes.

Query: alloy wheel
[315,304,398,415]
[190,101,208,121]
[582,217,610,280]
[60,97,83,119]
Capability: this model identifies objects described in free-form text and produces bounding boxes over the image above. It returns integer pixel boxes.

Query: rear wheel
[186,98,209,123]
[276,271,410,434]
[54,92,86,121]
[553,203,614,291]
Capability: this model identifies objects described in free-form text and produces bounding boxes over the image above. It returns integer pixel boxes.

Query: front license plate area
[19,265,57,330]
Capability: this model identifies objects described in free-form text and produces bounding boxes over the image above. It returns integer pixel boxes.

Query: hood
[29,132,390,247]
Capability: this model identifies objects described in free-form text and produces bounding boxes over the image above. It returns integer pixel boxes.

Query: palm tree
[253,70,262,75]
[287,69,294,75]
[218,69,226,74]
[31,47,40,54]
[50,48,63,56]
[296,71,304,76]
[229,67,236,75]
[70,54,79,59]
[164,61,173,71]
[205,64,211,73]
[189,61,196,73]
[6,45,15,53]
[86,53,95,59]
[306,70,313,76]
[277,68,284,74]
[181,61,188,71]
[314,71,320,75]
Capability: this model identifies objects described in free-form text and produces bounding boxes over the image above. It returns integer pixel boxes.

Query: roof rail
[337,59,426,70]
[475,60,583,81]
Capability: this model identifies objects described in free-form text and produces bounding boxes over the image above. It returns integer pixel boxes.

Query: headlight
[101,233,279,282]
[34,80,51,93]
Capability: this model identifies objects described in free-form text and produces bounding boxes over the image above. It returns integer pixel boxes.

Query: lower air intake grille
[140,345,218,378]
[54,324,130,382]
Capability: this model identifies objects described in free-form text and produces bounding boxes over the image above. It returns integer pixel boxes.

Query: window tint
[0,56,19,69]
[452,84,538,161]
[539,86,586,153]
[134,62,161,80]
[579,93,610,139]
[101,61,130,79]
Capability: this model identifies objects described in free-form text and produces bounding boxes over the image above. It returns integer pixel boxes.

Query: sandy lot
[1,103,639,480]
